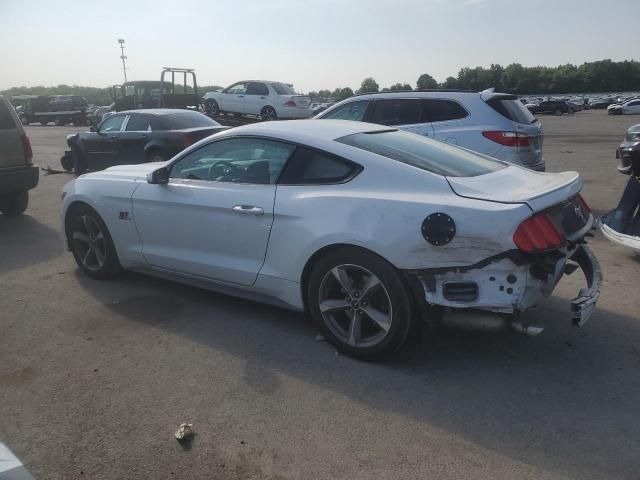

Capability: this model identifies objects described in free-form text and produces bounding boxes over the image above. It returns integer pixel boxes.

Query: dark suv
[527,100,571,115]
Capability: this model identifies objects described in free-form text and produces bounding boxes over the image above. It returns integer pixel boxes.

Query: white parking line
[0,443,34,479]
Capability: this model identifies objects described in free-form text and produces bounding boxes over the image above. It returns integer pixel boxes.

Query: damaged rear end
[408,166,602,335]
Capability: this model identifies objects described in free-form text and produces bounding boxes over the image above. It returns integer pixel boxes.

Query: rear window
[0,101,17,130]
[163,112,221,129]
[271,83,295,95]
[486,98,537,124]
[336,130,505,177]
[421,99,468,122]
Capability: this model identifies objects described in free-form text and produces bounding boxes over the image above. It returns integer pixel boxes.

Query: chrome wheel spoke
[93,244,106,267]
[319,299,350,314]
[73,231,90,244]
[360,274,380,300]
[331,266,354,296]
[82,246,94,267]
[361,305,391,332]
[81,215,93,235]
[347,311,361,346]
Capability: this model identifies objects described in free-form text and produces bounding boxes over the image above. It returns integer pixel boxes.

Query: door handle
[238,95,245,98]
[232,205,264,215]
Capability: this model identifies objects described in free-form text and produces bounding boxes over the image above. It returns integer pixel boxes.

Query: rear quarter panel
[262,162,531,284]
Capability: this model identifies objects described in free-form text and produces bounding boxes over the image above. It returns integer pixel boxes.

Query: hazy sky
[1,0,639,92]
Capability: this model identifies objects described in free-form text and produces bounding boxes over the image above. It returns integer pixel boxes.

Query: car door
[131,137,296,286]
[219,82,247,114]
[82,113,127,169]
[244,82,270,115]
[118,113,154,164]
[367,98,432,137]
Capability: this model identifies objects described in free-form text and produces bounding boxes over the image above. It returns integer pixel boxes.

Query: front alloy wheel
[69,206,122,279]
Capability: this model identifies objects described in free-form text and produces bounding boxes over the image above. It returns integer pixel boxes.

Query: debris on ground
[174,423,194,442]
[41,166,68,175]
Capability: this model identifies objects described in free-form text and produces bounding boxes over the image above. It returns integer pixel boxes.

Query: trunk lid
[446,166,583,213]
[289,95,311,109]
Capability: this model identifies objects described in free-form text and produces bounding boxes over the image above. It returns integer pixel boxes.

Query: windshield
[337,130,506,177]
[271,83,295,95]
[163,112,221,129]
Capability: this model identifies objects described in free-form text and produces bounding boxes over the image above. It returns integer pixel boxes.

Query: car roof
[352,89,475,99]
[225,119,391,141]
[113,109,204,116]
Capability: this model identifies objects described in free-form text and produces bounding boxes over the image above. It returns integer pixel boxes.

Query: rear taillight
[184,134,196,148]
[513,213,565,253]
[284,100,297,107]
[576,193,591,214]
[21,134,33,163]
[482,131,530,147]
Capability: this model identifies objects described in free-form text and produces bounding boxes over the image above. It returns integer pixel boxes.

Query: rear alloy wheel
[260,106,278,121]
[308,248,416,360]
[205,99,219,116]
[0,191,29,216]
[69,206,122,279]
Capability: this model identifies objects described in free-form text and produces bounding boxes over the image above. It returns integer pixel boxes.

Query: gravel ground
[1,110,639,480]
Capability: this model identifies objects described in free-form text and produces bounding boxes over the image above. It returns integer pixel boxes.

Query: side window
[370,99,421,126]
[170,137,295,184]
[149,117,167,131]
[246,82,269,96]
[421,99,468,122]
[99,114,126,132]
[320,101,369,121]
[628,101,640,106]
[224,83,247,94]
[279,147,361,185]
[125,114,152,131]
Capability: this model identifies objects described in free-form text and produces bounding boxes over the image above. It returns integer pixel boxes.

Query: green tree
[440,76,459,89]
[359,77,379,94]
[416,73,438,89]
[389,83,412,91]
[336,87,354,101]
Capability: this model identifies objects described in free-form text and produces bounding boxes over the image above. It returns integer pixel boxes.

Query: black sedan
[62,109,226,173]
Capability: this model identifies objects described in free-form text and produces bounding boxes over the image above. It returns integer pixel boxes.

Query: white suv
[203,81,312,121]
[315,90,545,170]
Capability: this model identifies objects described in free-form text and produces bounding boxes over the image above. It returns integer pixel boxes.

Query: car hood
[446,166,583,213]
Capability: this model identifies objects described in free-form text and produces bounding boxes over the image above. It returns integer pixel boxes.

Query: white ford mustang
[61,120,601,360]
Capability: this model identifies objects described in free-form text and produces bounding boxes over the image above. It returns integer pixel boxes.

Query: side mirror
[147,167,170,185]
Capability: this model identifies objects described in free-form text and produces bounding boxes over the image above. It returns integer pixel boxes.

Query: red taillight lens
[576,193,591,214]
[21,134,33,163]
[513,213,565,253]
[284,100,296,107]
[482,131,530,147]
[184,134,196,148]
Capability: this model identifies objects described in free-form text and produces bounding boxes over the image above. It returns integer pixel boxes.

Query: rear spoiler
[480,92,518,102]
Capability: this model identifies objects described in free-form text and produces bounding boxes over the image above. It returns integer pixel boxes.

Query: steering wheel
[208,160,242,181]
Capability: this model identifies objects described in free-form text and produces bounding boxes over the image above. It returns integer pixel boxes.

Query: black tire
[0,191,29,216]
[260,106,278,121]
[147,150,168,163]
[204,99,219,116]
[307,247,417,360]
[72,145,87,175]
[21,117,29,126]
[67,204,123,279]
[40,119,48,125]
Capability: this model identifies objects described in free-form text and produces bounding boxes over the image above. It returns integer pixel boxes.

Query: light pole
[118,39,128,83]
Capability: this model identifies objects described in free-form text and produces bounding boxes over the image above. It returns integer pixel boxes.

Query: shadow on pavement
[0,214,64,273]
[75,270,640,480]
